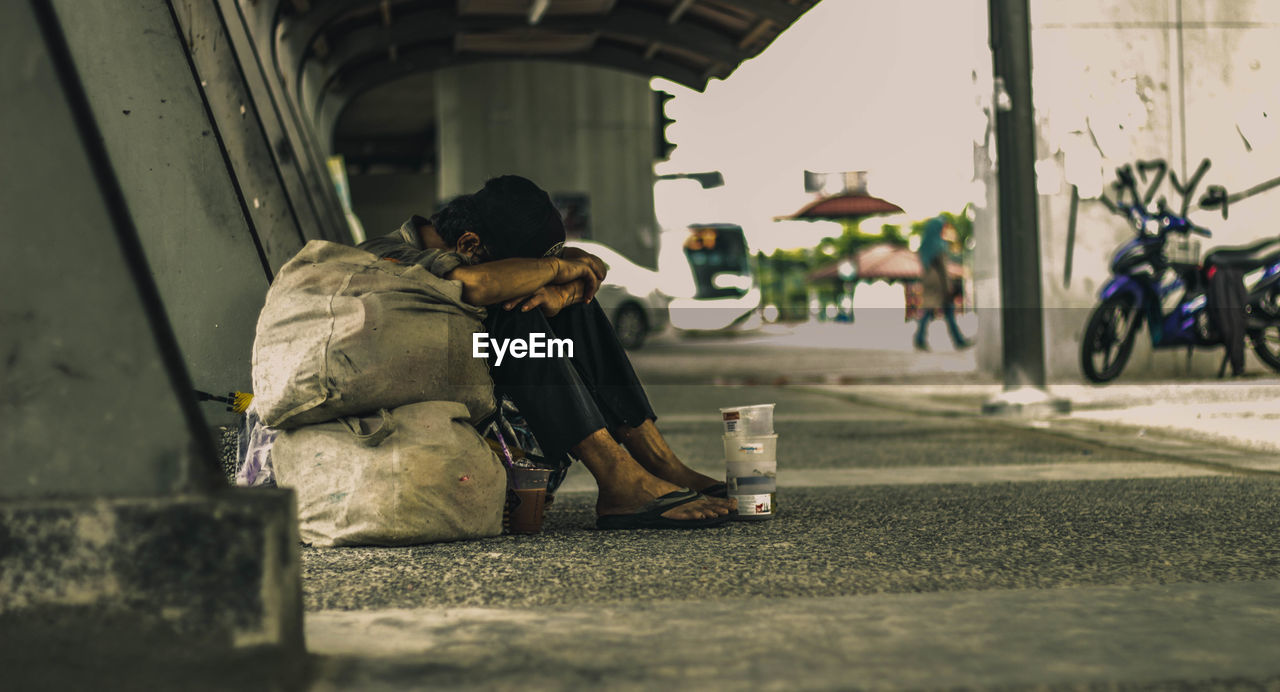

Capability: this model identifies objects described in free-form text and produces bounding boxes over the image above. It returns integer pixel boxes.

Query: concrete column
[169,0,309,274]
[47,0,281,428]
[988,0,1050,391]
[350,171,439,237]
[435,61,659,267]
[218,0,351,245]
[0,1,304,687]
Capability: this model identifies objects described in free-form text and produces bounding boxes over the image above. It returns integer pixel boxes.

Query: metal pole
[988,0,1047,390]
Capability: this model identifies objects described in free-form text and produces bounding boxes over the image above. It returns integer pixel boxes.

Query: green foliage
[755,205,973,322]
[819,218,911,258]
[879,223,911,246]
[756,249,814,321]
[908,206,974,250]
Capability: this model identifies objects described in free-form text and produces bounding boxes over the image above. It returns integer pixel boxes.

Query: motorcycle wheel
[1251,287,1280,372]
[613,303,648,350]
[1081,293,1140,383]
[1251,325,1280,372]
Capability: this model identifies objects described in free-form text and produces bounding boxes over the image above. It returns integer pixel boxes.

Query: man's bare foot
[574,429,734,520]
[595,476,728,521]
[614,420,736,510]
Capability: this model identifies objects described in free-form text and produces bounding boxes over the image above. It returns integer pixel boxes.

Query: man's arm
[500,277,592,317]
[447,256,601,307]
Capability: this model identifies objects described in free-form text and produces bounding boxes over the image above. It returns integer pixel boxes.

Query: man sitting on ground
[358,175,735,529]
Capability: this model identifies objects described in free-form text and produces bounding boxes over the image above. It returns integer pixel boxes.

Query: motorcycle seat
[1204,237,1280,270]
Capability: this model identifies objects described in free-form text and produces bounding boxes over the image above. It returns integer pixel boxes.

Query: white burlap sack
[251,240,496,429]
[271,401,505,546]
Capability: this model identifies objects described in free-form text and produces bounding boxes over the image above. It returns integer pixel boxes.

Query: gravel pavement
[302,333,1280,690]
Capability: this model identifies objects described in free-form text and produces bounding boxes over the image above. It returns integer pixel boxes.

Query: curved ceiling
[244,0,818,170]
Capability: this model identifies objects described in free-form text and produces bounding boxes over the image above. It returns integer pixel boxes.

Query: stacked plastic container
[719,403,777,521]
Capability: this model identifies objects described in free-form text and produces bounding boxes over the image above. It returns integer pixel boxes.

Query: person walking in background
[913,216,972,351]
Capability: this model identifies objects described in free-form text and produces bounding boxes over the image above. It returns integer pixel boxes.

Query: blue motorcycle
[1081,168,1280,383]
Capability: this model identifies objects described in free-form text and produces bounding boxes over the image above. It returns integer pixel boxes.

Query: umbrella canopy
[776,192,905,221]
[809,244,963,282]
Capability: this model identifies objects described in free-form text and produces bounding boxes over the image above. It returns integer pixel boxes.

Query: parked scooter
[1080,165,1280,383]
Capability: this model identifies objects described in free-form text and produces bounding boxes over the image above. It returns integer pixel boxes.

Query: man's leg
[545,302,727,494]
[612,419,723,492]
[484,306,731,518]
[541,300,655,429]
[483,305,604,463]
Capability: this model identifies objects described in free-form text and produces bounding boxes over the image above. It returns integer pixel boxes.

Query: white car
[567,240,671,349]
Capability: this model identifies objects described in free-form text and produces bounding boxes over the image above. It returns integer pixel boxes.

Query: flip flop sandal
[596,488,730,530]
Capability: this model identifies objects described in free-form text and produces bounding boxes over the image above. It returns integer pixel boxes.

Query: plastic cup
[720,403,775,436]
[504,467,551,535]
[723,433,778,462]
[726,459,777,521]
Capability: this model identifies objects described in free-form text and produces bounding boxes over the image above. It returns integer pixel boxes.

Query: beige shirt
[356,216,468,278]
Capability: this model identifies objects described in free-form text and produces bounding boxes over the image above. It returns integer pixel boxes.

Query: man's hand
[561,247,608,283]
[502,278,591,317]
[551,257,602,302]
[446,249,606,308]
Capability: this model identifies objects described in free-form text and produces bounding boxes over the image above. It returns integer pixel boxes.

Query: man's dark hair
[470,175,566,260]
[430,194,481,247]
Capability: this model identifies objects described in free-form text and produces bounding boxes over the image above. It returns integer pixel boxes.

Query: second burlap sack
[271,401,506,546]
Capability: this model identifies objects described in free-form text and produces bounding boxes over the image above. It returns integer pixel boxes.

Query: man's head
[425,175,566,264]
[427,194,489,263]
[470,175,566,261]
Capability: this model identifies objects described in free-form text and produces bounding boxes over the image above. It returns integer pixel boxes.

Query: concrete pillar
[169,0,309,274]
[44,0,276,428]
[988,0,1050,391]
[435,61,659,267]
[350,171,439,237]
[217,0,351,245]
[0,1,304,687]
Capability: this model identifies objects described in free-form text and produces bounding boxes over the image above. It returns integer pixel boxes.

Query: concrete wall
[350,172,438,238]
[0,0,217,498]
[1,6,305,681]
[51,0,274,427]
[170,0,309,272]
[219,0,351,244]
[435,61,659,267]
[27,0,356,428]
[974,0,1280,382]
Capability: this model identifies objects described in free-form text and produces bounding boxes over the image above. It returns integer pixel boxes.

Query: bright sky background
[653,0,991,259]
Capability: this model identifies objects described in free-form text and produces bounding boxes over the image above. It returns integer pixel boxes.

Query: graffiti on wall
[1063,156,1280,286]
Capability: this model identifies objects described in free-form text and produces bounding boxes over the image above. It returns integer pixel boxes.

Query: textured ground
[301,379,1280,690]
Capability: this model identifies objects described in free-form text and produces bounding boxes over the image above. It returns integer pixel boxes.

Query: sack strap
[339,409,396,447]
